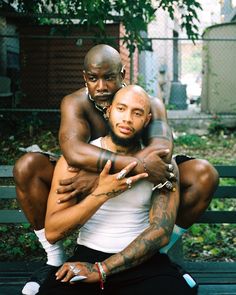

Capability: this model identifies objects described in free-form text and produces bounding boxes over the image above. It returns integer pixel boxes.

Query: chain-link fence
[1,21,236,119]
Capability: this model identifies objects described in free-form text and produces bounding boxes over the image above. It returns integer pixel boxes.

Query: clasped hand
[136,149,177,186]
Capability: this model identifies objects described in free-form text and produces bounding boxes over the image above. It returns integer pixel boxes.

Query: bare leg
[13,152,54,230]
[176,159,219,229]
[14,153,66,294]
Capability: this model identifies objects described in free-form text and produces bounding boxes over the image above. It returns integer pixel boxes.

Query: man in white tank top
[39,85,197,294]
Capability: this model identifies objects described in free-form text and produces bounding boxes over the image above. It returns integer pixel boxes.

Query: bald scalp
[84,44,123,72]
[113,85,151,113]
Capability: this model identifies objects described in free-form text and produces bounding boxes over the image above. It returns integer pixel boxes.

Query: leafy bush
[174,134,206,147]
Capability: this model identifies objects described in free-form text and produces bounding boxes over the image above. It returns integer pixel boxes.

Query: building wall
[201,23,236,113]
[18,23,136,109]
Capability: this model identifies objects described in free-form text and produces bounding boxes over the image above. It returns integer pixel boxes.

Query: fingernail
[56,189,58,194]
[57,199,61,204]
[144,173,149,177]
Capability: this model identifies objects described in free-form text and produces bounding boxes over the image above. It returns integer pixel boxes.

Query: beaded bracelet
[95,262,106,290]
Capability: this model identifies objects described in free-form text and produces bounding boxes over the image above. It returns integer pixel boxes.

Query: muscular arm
[138,96,173,161]
[45,156,108,244]
[101,183,179,276]
[45,156,147,244]
[59,93,138,173]
[59,93,173,178]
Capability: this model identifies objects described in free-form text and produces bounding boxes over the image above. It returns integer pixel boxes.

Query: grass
[0,117,236,262]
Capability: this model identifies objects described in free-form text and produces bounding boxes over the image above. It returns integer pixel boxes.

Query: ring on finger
[69,264,81,275]
[152,181,168,191]
[117,169,127,180]
[165,181,173,190]
[167,164,174,172]
[126,178,132,189]
[169,172,175,179]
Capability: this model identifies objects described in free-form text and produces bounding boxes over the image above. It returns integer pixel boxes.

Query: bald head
[84,44,123,72]
[113,85,151,114]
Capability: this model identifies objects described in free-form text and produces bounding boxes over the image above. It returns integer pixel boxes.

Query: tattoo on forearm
[148,120,172,141]
[110,153,117,174]
[104,190,178,275]
[96,150,112,172]
[91,188,124,199]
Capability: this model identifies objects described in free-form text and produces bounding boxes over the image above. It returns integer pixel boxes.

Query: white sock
[22,282,40,295]
[160,225,187,254]
[22,229,67,294]
[34,228,66,266]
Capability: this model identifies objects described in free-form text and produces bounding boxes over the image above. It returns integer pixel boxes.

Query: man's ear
[83,70,87,82]
[106,106,111,118]
[120,65,126,81]
[144,113,152,127]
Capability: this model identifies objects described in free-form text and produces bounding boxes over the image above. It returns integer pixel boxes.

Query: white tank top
[77,138,154,253]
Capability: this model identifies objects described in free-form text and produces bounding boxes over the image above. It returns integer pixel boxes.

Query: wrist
[135,157,148,174]
[95,262,107,290]
[90,188,109,201]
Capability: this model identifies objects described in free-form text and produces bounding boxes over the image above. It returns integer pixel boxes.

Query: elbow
[45,227,61,244]
[62,149,84,168]
[152,225,172,249]
[161,232,171,248]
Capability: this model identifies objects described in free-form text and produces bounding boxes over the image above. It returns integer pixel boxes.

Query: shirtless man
[39,85,197,294]
[13,44,219,295]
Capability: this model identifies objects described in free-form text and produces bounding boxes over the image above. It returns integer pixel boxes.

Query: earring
[85,82,88,94]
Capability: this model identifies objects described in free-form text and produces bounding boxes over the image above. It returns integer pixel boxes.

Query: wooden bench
[0,164,236,294]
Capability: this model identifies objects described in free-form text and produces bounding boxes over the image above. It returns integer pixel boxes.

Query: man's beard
[108,123,143,148]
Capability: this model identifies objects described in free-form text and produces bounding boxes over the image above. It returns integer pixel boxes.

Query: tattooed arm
[59,92,141,173]
[101,181,180,276]
[55,177,180,284]
[45,156,148,244]
[60,92,172,173]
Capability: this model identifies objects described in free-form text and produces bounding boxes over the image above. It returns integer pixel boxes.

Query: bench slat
[214,186,236,197]
[1,186,235,200]
[198,211,236,223]
[0,210,28,223]
[214,165,236,177]
[0,165,13,177]
[0,186,16,198]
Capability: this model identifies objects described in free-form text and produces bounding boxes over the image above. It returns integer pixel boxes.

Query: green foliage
[5,0,202,53]
[208,116,227,135]
[136,74,156,96]
[174,134,206,147]
[184,223,236,261]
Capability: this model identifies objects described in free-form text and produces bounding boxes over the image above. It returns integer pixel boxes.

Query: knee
[13,153,48,185]
[180,159,219,206]
[194,159,219,191]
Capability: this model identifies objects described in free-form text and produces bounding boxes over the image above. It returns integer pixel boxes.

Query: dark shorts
[38,245,198,295]
[174,154,195,166]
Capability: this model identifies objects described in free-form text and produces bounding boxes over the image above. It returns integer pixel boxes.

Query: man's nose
[97,79,107,92]
[122,111,132,122]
